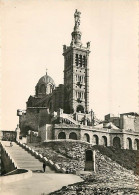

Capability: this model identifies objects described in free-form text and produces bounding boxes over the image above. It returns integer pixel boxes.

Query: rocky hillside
[28,140,139,174]
[28,141,139,194]
[93,145,139,174]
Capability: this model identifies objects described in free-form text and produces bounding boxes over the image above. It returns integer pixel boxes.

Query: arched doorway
[134,139,139,150]
[85,150,94,171]
[58,132,66,139]
[69,132,77,140]
[86,150,93,161]
[76,105,84,113]
[93,135,99,145]
[127,138,132,150]
[113,137,121,148]
[102,136,107,146]
[83,133,90,143]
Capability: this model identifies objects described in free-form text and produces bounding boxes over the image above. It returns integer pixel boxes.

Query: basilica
[17,10,139,150]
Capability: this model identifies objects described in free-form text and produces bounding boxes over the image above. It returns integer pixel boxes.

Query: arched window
[46,84,53,94]
[102,136,107,147]
[83,56,86,67]
[76,105,84,113]
[134,139,139,150]
[50,85,53,93]
[127,138,132,150]
[79,55,82,66]
[75,54,78,66]
[78,92,81,98]
[69,132,77,140]
[83,133,90,143]
[58,132,66,139]
[113,137,121,148]
[93,135,99,145]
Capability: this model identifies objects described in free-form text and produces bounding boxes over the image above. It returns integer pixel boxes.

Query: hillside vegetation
[28,141,139,195]
[28,140,139,174]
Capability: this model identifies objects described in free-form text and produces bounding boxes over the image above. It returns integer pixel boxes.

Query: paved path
[1,141,83,195]
[1,173,83,195]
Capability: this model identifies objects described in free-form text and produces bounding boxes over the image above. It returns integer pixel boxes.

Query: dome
[37,74,55,86]
[36,74,55,96]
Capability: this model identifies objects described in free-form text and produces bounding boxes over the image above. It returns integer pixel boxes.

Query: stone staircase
[61,113,79,125]
[1,141,55,173]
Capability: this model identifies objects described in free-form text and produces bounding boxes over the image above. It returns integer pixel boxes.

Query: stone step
[2,141,55,173]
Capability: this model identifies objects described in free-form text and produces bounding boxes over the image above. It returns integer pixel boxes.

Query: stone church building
[17,10,139,150]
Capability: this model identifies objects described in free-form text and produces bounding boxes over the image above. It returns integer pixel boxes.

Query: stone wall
[54,127,81,140]
[39,124,53,141]
[120,115,139,132]
[27,131,40,143]
[1,146,16,175]
[19,107,51,135]
[51,84,65,113]
[81,129,110,146]
[134,117,139,132]
[0,131,17,141]
[38,108,51,127]
[19,108,39,135]
[53,125,139,150]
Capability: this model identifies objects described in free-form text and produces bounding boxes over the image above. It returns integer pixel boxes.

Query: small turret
[15,124,21,141]
[17,109,22,116]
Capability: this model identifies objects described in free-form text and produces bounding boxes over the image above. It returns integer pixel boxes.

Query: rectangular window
[75,54,78,66]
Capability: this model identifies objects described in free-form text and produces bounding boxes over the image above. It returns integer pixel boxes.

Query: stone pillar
[84,114,87,126]
[107,133,111,146]
[93,150,96,173]
[123,133,127,149]
[15,124,20,141]
[57,108,63,118]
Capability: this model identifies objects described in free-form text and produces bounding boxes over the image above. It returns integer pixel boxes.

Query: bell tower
[63,9,90,114]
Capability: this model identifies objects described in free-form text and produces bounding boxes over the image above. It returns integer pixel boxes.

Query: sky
[0,0,138,130]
